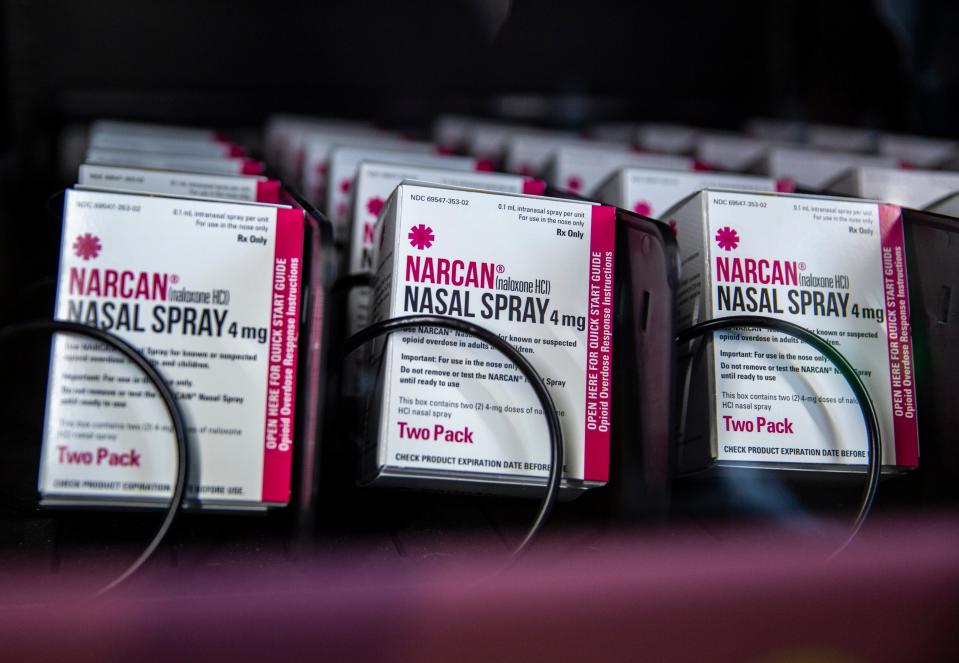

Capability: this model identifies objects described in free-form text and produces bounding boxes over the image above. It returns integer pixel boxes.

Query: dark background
[3,0,959,170]
[3,0,959,397]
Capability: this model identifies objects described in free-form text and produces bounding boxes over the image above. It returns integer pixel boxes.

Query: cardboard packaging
[361,182,615,494]
[88,132,244,158]
[501,129,584,176]
[828,166,959,209]
[77,164,280,203]
[760,147,898,192]
[666,189,918,472]
[636,124,700,155]
[544,143,693,196]
[595,167,777,221]
[588,122,638,143]
[878,133,957,168]
[433,114,478,153]
[40,189,304,508]
[324,145,475,239]
[464,120,533,163]
[807,124,878,153]
[263,114,376,181]
[91,120,223,142]
[744,118,807,144]
[85,149,263,176]
[301,135,433,208]
[346,161,545,334]
[695,133,774,172]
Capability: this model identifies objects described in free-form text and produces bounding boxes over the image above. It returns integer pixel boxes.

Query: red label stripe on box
[583,205,615,482]
[261,207,305,503]
[877,204,919,467]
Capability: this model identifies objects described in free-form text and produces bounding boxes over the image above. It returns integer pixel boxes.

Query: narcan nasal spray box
[40,189,304,508]
[86,149,263,176]
[695,133,775,172]
[760,147,898,192]
[636,124,700,155]
[501,129,582,176]
[91,120,223,142]
[668,189,918,472]
[594,167,776,220]
[363,183,615,494]
[808,124,877,153]
[263,114,375,181]
[78,164,280,203]
[301,135,431,207]
[433,114,477,153]
[744,118,807,144]
[346,162,545,334]
[544,144,693,196]
[878,134,957,168]
[828,166,959,209]
[464,121,531,163]
[287,120,384,186]
[325,145,475,239]
[88,132,244,158]
[588,122,638,143]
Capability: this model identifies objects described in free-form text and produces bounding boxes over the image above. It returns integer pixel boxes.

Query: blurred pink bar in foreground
[0,515,957,662]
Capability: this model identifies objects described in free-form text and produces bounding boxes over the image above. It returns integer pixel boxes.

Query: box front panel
[377,186,614,483]
[39,191,302,505]
[703,191,918,467]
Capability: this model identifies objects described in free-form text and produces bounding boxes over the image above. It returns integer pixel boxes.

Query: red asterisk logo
[73,233,102,260]
[408,224,435,250]
[566,175,582,192]
[339,178,351,193]
[715,226,740,251]
[775,177,797,193]
[633,200,653,216]
[366,196,385,216]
